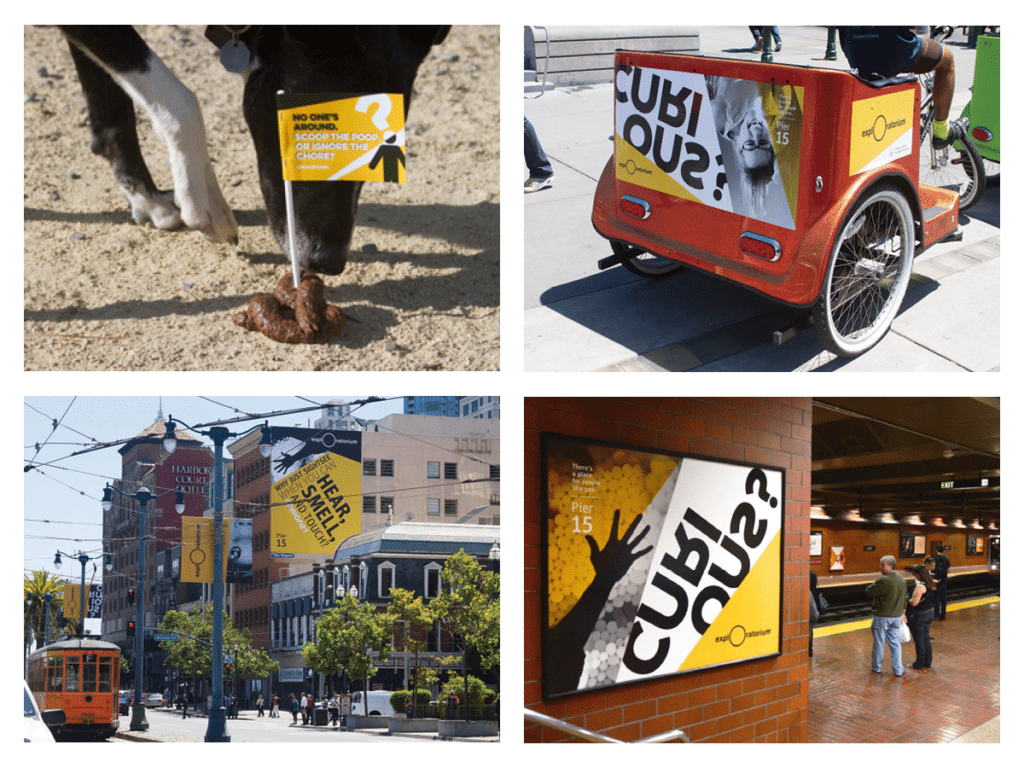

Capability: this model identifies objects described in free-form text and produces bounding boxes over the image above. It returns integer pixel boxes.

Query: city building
[404,396,462,418]
[460,396,500,419]
[100,418,215,692]
[269,522,500,703]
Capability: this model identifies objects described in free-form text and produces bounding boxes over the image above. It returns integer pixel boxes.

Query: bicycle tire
[614,240,685,278]
[812,184,915,357]
[919,77,987,209]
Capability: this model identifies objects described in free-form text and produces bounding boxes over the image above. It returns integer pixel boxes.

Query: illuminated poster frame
[541,432,785,700]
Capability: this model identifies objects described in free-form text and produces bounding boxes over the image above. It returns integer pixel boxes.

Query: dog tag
[220,40,251,73]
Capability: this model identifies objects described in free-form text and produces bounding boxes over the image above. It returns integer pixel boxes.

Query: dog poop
[233,271,345,344]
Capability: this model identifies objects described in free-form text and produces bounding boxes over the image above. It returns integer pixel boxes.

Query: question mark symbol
[356,94,394,141]
[745,467,777,508]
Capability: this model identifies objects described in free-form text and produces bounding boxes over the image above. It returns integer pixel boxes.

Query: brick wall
[811,521,994,577]
[525,397,813,743]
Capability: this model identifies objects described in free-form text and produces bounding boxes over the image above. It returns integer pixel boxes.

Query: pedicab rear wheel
[812,185,915,357]
[614,240,685,278]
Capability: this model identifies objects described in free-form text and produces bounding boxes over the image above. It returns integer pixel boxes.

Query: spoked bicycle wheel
[919,76,986,209]
[812,185,915,357]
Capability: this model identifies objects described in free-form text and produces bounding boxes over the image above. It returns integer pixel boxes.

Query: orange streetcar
[26,638,120,740]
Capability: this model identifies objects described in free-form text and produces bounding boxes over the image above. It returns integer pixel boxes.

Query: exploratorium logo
[716,625,773,647]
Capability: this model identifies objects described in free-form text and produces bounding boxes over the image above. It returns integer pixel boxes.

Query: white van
[349,690,398,716]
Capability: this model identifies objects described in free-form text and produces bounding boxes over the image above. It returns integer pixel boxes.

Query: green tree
[384,588,434,716]
[303,593,392,710]
[430,550,500,719]
[24,571,66,651]
[157,604,277,685]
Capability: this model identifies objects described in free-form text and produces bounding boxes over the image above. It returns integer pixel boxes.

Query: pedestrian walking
[257,694,264,716]
[328,694,339,726]
[446,691,460,720]
[178,687,190,719]
[290,693,299,724]
[272,694,279,718]
[524,117,554,193]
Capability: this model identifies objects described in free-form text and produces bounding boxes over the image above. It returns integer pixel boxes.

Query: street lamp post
[53,549,112,638]
[101,482,183,731]
[162,416,273,742]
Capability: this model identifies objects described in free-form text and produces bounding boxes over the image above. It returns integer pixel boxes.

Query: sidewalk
[114,708,500,742]
[524,27,999,372]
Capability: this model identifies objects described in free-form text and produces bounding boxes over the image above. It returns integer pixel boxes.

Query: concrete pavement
[524,26,999,372]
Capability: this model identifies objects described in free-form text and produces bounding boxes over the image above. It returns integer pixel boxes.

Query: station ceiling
[811,398,1000,525]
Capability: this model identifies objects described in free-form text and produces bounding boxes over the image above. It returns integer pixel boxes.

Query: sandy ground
[23,25,499,371]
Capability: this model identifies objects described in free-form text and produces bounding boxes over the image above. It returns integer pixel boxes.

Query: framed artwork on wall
[540,432,785,700]
[829,546,845,571]
[966,534,985,555]
[810,530,823,557]
[900,531,926,558]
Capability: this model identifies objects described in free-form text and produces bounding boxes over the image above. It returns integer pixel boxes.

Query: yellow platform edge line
[813,595,1000,639]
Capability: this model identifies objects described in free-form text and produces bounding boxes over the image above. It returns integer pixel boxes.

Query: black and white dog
[58,25,450,275]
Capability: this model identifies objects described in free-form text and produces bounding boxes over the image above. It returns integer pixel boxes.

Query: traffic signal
[127,620,136,637]
[127,588,135,605]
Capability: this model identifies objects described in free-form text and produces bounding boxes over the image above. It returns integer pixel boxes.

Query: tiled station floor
[808,598,1000,742]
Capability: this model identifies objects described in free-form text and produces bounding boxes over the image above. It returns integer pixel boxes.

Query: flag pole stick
[278,90,302,290]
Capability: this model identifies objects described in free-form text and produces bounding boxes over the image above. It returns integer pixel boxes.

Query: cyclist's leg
[908,38,950,119]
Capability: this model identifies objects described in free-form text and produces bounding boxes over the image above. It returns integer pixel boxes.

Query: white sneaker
[525,175,554,193]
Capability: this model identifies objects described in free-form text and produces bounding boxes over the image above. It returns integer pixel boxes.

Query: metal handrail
[525,708,689,743]
[525,26,550,99]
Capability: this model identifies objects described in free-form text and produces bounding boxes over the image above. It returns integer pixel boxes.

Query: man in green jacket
[865,555,907,676]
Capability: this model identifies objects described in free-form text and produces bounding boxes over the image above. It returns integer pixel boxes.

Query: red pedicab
[592,50,961,357]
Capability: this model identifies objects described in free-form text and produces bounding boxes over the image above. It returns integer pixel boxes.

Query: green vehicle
[962,34,999,183]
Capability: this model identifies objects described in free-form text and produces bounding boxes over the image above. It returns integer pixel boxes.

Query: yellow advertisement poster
[542,433,783,699]
[849,89,915,176]
[277,93,406,183]
[269,428,362,559]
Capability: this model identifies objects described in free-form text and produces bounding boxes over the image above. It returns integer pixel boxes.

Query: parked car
[144,693,165,708]
[24,680,64,742]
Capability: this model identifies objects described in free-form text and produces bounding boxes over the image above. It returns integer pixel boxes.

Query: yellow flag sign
[278,93,406,183]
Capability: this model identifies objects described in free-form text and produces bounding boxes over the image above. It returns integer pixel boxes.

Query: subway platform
[808,598,999,742]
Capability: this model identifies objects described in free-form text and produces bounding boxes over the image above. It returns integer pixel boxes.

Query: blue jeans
[524,117,552,179]
[749,26,782,44]
[871,615,905,675]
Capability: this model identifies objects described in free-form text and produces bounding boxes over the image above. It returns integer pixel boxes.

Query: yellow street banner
[278,93,406,183]
[62,583,102,620]
[182,517,227,583]
[269,428,363,559]
[181,518,253,583]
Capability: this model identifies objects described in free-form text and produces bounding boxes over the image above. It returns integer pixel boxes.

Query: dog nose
[305,246,349,276]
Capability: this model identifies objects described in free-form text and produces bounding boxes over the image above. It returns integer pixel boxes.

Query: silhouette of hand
[274,451,298,475]
[586,508,653,586]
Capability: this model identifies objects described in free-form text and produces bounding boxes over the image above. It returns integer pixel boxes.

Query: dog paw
[124,188,183,230]
[175,163,239,245]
